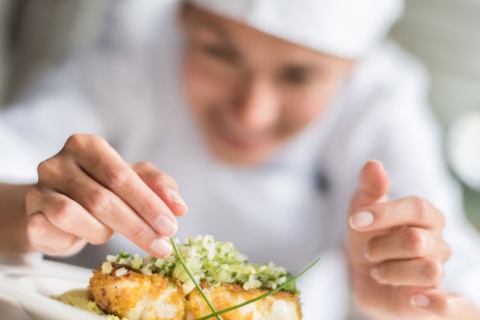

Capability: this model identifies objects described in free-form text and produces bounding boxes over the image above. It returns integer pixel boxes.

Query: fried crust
[89,264,185,320]
[89,265,301,320]
[186,283,302,320]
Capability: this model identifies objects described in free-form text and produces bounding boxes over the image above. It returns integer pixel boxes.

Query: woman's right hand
[26,134,188,258]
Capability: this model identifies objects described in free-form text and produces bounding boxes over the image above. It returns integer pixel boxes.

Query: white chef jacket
[1,1,480,318]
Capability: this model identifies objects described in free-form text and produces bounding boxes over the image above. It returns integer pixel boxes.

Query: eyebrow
[187,12,234,46]
[282,64,319,75]
[188,14,242,62]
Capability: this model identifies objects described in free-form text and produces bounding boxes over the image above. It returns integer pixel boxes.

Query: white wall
[391,0,480,125]
[0,0,111,105]
[391,0,480,223]
[0,0,14,102]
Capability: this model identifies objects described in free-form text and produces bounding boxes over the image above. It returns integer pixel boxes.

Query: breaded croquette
[90,264,186,320]
[90,265,301,320]
[86,235,303,320]
[185,283,301,319]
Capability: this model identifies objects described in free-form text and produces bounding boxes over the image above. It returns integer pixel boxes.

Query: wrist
[0,183,36,254]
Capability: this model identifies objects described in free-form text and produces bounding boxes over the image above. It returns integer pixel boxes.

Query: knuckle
[50,199,75,227]
[89,189,111,213]
[136,201,155,218]
[65,134,88,150]
[65,134,105,152]
[37,158,57,178]
[409,196,431,223]
[104,167,131,190]
[421,257,444,284]
[130,223,152,243]
[405,228,427,256]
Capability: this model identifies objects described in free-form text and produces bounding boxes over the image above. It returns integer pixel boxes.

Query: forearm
[0,183,35,254]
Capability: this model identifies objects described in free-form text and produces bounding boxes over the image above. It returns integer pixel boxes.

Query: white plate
[0,259,103,320]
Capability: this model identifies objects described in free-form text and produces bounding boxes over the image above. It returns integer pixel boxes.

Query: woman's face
[182,6,355,166]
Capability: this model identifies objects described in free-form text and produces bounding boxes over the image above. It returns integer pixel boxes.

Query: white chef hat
[187,0,404,59]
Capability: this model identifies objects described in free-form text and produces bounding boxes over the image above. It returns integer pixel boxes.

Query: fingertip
[360,159,389,197]
[151,237,173,258]
[153,215,178,238]
[362,159,386,179]
[349,211,374,229]
[366,159,384,170]
[411,289,469,318]
[169,191,188,216]
[411,294,430,308]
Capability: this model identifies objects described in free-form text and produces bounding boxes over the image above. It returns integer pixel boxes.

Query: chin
[208,139,278,167]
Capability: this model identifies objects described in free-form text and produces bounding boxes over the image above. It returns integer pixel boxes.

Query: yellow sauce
[52,288,130,320]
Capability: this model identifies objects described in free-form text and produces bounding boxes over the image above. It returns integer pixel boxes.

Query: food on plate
[53,235,304,320]
[53,288,107,315]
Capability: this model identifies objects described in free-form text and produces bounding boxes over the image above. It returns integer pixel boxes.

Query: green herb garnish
[171,237,223,320]
[107,235,318,319]
[196,257,319,320]
[107,235,295,294]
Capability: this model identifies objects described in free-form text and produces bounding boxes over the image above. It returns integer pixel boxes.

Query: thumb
[349,160,390,214]
[347,160,390,268]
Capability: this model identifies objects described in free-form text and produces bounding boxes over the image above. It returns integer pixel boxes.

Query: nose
[232,75,279,131]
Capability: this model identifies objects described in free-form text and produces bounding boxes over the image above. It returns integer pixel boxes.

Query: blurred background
[0,0,479,225]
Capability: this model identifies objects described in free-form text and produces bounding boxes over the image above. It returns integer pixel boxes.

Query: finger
[47,162,174,257]
[62,134,179,232]
[370,257,443,287]
[27,187,115,245]
[350,160,389,211]
[27,212,87,256]
[350,196,445,232]
[411,289,469,318]
[347,160,390,268]
[131,162,188,216]
[365,227,451,263]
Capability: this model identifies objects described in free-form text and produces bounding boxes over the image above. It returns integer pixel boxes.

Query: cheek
[183,53,238,110]
[183,56,217,108]
[281,87,335,134]
[294,73,347,120]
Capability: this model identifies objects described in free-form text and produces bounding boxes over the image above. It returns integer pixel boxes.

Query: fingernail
[364,245,371,261]
[411,294,430,307]
[170,191,188,211]
[350,211,374,229]
[154,215,177,237]
[370,266,383,281]
[151,238,172,257]
[369,159,384,169]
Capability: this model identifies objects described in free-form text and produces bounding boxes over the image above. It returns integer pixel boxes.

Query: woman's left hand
[347,160,473,319]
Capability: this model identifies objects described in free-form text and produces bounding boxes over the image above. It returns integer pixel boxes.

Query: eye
[202,44,238,65]
[280,68,312,85]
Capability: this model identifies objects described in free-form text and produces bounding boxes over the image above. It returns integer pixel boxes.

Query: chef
[1,0,480,318]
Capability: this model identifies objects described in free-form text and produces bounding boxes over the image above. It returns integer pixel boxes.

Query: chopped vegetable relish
[103,235,298,295]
